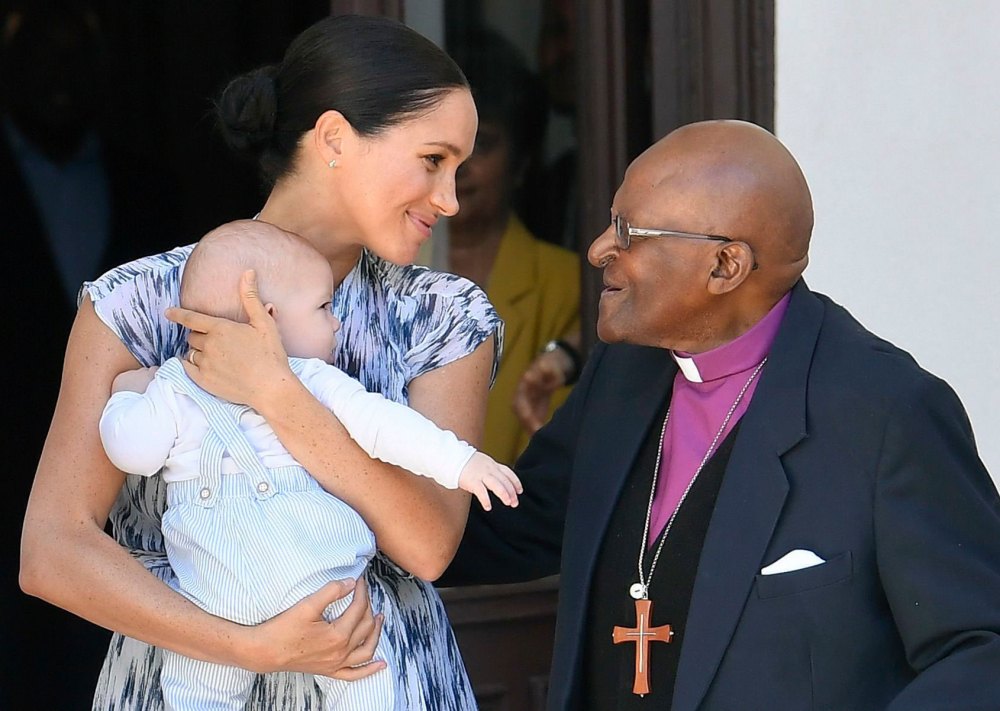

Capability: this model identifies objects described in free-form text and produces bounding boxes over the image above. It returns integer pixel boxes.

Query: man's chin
[595,320,623,344]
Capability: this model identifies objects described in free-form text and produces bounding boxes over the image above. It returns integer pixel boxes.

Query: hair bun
[215,65,279,158]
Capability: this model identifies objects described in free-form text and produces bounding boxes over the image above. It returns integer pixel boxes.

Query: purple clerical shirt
[647,292,791,545]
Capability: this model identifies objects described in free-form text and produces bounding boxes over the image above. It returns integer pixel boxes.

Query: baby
[99,219,521,710]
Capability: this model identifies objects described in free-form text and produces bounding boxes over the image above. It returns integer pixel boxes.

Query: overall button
[199,487,211,499]
[257,482,270,493]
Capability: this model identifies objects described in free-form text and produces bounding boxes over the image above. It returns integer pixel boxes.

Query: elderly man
[443,119,1000,710]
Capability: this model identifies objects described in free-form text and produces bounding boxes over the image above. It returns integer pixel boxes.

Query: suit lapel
[571,345,677,568]
[671,281,825,711]
[554,345,676,705]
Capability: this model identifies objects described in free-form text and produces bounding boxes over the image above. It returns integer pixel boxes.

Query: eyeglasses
[612,213,758,269]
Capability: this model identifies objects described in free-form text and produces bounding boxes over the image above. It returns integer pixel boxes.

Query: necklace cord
[635,357,768,598]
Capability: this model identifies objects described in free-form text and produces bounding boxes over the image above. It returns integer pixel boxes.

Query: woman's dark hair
[216,14,469,187]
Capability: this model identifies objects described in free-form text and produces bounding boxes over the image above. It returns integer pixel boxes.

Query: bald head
[588,120,816,351]
[181,219,322,321]
[631,119,813,295]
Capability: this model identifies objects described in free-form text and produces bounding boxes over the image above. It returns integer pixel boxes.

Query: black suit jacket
[445,279,1000,710]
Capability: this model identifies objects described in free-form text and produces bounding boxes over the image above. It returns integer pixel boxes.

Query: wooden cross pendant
[612,598,674,696]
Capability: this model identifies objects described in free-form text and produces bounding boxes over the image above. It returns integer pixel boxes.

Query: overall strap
[158,359,276,502]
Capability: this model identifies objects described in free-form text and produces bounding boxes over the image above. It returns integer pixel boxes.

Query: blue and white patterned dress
[86,245,502,710]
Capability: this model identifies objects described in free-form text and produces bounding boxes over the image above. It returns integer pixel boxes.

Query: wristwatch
[542,339,582,386]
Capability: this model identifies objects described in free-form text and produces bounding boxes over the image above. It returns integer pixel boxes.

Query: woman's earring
[328,159,337,168]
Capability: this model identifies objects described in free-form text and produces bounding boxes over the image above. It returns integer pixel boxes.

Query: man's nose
[588,224,617,267]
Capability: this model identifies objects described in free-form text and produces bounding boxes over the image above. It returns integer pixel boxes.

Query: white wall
[775,1,1000,487]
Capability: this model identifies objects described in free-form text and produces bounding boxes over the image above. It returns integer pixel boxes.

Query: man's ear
[312,110,349,165]
[707,242,755,295]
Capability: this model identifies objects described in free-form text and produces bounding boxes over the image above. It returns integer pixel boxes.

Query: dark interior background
[96,0,332,241]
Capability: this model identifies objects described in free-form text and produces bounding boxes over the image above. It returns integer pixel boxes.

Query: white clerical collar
[671,353,703,383]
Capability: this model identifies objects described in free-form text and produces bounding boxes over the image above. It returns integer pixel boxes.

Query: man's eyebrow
[424,141,463,156]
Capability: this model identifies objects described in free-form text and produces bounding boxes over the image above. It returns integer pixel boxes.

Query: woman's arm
[170,270,491,579]
[20,299,383,678]
[256,344,489,579]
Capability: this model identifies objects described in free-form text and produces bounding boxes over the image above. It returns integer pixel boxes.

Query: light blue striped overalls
[156,359,403,710]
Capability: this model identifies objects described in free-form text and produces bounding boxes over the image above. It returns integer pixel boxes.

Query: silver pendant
[629,582,646,600]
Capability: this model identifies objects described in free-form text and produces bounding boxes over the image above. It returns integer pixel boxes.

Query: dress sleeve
[80,246,192,367]
[400,271,504,385]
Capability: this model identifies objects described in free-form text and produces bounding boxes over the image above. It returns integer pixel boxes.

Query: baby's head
[181,219,340,362]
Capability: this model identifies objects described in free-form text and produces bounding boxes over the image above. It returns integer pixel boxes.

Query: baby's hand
[458,452,524,511]
[111,366,159,394]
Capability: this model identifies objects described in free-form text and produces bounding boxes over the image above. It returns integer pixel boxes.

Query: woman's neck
[257,183,363,285]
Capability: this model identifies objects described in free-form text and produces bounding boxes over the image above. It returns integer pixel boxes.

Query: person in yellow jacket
[448,28,581,465]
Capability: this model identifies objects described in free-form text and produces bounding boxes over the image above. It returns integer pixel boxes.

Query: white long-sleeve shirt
[100,356,475,488]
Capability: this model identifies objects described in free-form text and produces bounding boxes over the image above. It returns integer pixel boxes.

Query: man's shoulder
[809,289,952,404]
[802,289,981,465]
[814,292,916,364]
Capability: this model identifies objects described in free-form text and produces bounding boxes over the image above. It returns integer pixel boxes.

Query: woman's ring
[187,349,197,366]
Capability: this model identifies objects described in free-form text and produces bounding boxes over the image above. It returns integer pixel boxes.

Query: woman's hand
[244,577,385,680]
[165,269,293,410]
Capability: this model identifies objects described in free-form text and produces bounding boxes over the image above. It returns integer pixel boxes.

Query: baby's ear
[264,302,277,317]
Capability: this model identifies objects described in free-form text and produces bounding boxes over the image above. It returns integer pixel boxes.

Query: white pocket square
[760,549,826,575]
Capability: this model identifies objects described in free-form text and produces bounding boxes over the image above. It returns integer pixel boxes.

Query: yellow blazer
[483,215,580,464]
